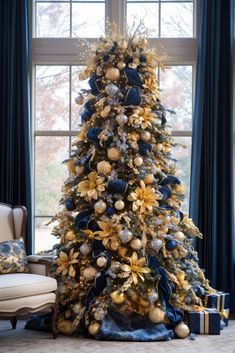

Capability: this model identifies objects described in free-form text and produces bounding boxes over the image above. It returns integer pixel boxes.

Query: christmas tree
[50,25,219,340]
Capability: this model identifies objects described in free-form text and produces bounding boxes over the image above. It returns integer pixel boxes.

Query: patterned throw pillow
[0,238,29,274]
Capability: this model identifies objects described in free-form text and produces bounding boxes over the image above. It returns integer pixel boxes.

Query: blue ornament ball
[66,198,76,211]
[166,240,177,250]
[193,285,205,298]
[106,207,116,216]
[107,179,127,194]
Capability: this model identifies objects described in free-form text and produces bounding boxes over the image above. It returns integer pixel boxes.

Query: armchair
[0,203,58,338]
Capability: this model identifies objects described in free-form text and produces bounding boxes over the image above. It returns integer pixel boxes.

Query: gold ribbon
[204,311,209,334]
[221,309,229,320]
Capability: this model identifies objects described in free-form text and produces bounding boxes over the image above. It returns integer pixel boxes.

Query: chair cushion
[0,238,29,274]
[0,292,56,313]
[0,273,57,301]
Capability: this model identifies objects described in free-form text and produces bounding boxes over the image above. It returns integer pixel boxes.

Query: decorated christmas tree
[49,25,228,340]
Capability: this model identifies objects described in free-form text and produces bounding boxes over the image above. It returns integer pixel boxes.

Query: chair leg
[51,293,58,339]
[10,316,17,330]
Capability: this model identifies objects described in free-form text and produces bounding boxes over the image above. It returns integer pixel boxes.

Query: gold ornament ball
[134,156,143,167]
[144,174,154,184]
[110,290,125,304]
[105,68,120,81]
[174,323,190,338]
[83,267,97,281]
[94,200,107,214]
[114,200,125,210]
[107,147,121,161]
[96,256,107,268]
[75,165,84,175]
[130,238,142,250]
[73,303,82,314]
[88,322,100,336]
[140,37,148,47]
[97,161,112,175]
[117,61,126,70]
[155,143,163,152]
[140,131,151,141]
[163,145,171,153]
[100,105,111,118]
[57,320,74,335]
[174,231,185,242]
[148,307,165,323]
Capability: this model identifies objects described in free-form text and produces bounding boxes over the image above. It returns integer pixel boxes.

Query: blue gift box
[188,309,221,335]
[204,291,230,311]
[204,291,230,326]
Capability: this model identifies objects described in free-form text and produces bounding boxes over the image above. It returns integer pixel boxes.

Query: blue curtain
[190,0,235,311]
[0,0,32,254]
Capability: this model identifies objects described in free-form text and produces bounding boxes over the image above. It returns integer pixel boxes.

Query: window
[34,0,105,38]
[31,0,198,253]
[127,0,195,38]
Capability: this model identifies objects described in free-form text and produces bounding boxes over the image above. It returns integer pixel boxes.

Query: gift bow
[221,309,229,320]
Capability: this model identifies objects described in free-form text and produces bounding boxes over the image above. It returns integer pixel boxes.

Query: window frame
[30,0,200,253]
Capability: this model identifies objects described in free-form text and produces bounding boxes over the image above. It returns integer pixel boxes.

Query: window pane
[71,66,89,130]
[161,2,193,38]
[36,2,70,37]
[160,65,192,130]
[127,3,159,37]
[173,136,191,212]
[35,136,69,216]
[72,3,105,37]
[35,217,60,254]
[36,66,70,130]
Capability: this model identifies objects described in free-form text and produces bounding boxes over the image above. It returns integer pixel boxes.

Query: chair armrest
[27,255,52,276]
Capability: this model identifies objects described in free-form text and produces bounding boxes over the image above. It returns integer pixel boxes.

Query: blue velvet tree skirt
[95,309,174,341]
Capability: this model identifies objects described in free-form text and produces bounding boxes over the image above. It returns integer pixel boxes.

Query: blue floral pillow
[0,238,29,274]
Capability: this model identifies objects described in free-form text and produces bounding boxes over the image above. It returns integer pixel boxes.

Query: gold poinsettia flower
[128,181,159,213]
[94,219,122,250]
[118,252,151,284]
[56,249,79,277]
[82,229,96,239]
[77,171,105,201]
[130,107,156,129]
[144,77,160,96]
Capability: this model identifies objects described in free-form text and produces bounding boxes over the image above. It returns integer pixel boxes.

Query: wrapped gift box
[188,309,220,335]
[204,291,230,326]
[204,291,230,311]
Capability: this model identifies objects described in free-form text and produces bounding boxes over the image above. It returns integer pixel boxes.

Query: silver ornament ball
[118,229,133,244]
[116,113,128,126]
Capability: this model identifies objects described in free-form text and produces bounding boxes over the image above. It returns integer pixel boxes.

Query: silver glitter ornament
[150,239,163,253]
[105,84,120,97]
[118,229,133,244]
[80,243,92,256]
[116,113,128,126]
[110,261,121,274]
